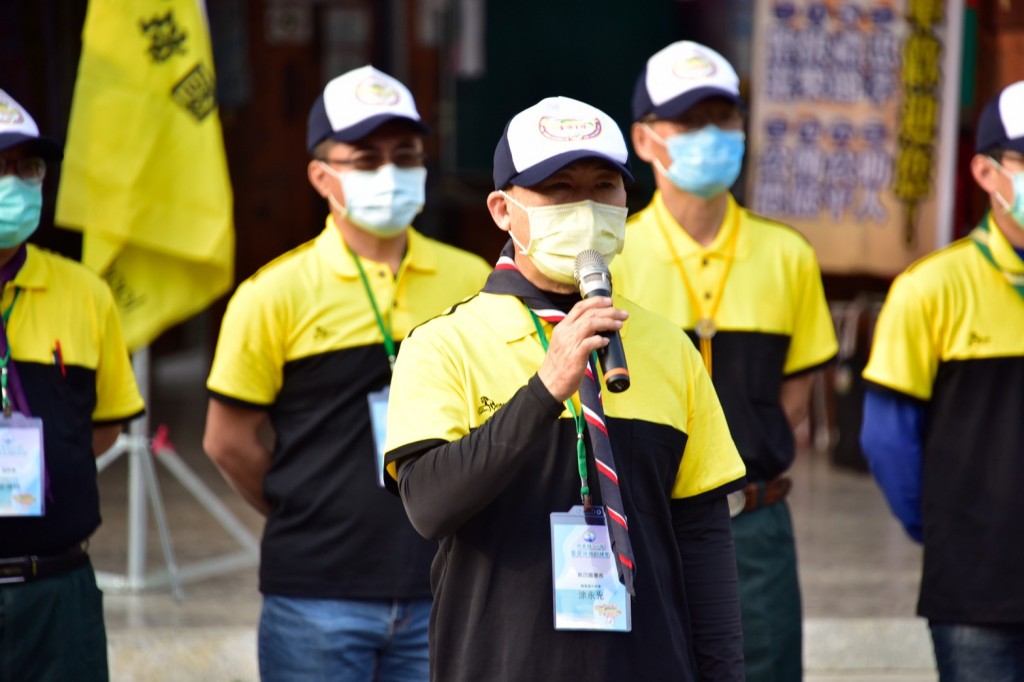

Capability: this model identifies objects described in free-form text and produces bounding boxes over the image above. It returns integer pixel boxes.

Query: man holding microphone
[383,95,747,681]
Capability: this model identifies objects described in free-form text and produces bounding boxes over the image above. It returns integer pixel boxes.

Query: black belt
[0,543,90,584]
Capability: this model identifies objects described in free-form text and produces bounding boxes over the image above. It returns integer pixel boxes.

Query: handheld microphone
[573,250,630,393]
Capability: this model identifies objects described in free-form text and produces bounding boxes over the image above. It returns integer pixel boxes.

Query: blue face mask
[990,157,1024,230]
[0,176,42,248]
[649,124,745,200]
[321,163,426,238]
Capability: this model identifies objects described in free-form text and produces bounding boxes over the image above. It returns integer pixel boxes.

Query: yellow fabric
[55,0,233,351]
[384,292,745,498]
[207,220,491,406]
[612,192,838,376]
[863,224,1024,400]
[4,245,144,421]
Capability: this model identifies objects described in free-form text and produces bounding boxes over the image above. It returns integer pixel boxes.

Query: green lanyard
[347,245,398,372]
[1,288,22,417]
[527,307,591,505]
[971,214,1024,301]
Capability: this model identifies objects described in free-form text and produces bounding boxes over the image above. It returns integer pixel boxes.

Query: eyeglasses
[646,104,743,133]
[319,151,426,172]
[0,157,46,183]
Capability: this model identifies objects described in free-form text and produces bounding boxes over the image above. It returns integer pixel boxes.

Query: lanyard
[655,206,739,378]
[1,288,22,417]
[527,308,592,507]
[346,245,398,372]
[971,215,1024,301]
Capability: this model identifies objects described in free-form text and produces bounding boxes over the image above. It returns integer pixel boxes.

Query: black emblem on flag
[104,260,146,314]
[172,63,217,121]
[140,12,188,63]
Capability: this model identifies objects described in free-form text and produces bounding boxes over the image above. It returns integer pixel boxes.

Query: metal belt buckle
[0,556,29,583]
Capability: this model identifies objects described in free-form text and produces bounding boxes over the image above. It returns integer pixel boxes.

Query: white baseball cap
[492,96,632,189]
[0,89,62,160]
[306,65,426,152]
[975,80,1024,155]
[632,41,743,121]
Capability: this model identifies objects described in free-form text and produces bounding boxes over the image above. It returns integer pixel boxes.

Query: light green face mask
[500,192,627,285]
[0,176,42,247]
[990,157,1024,230]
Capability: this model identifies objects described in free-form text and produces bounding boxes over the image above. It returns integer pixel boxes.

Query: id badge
[367,385,390,488]
[549,505,631,632]
[0,413,45,517]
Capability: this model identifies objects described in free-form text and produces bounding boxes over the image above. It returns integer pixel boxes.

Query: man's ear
[971,154,1000,195]
[631,122,657,164]
[487,190,513,233]
[308,160,333,199]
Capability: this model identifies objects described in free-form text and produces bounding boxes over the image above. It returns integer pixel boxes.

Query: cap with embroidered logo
[0,89,62,161]
[975,80,1024,155]
[492,96,632,189]
[306,65,427,152]
[632,41,743,122]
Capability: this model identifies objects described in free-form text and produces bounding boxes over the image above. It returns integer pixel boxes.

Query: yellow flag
[56,0,233,351]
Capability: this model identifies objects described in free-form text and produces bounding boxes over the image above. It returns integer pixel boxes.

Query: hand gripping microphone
[573,250,630,393]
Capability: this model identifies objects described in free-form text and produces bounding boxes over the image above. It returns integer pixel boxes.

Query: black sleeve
[394,374,564,540]
[671,495,744,681]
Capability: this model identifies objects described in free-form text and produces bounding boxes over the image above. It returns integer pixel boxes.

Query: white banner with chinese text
[746,0,963,276]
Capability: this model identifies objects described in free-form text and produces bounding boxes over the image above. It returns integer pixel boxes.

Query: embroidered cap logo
[355,79,401,106]
[671,53,717,80]
[0,100,25,126]
[538,117,602,142]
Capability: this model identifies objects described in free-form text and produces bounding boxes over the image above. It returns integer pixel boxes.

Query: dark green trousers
[0,562,108,682]
[732,501,802,682]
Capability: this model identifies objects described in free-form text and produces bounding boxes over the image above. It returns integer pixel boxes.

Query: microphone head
[574,249,612,298]
[574,249,607,279]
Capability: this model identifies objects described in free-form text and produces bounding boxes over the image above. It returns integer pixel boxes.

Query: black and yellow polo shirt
[384,292,745,680]
[207,218,490,599]
[863,213,1024,624]
[0,245,144,558]
[611,192,838,481]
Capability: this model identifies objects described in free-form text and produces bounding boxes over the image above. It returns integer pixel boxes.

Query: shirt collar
[315,215,438,278]
[10,244,49,291]
[651,191,750,261]
[479,291,634,344]
[985,213,1024,274]
[479,292,538,343]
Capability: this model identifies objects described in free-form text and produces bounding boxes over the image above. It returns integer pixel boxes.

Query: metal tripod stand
[94,347,259,598]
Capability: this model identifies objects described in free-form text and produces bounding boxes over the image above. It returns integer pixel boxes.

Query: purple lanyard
[0,244,49,503]
[0,245,33,417]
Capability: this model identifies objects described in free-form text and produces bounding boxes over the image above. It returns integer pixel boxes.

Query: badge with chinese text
[0,414,44,517]
[367,386,390,488]
[549,505,631,632]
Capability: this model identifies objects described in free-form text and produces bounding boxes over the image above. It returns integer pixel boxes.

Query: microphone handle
[586,285,630,393]
[597,333,630,393]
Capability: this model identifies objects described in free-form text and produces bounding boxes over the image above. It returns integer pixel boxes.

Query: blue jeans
[930,621,1024,681]
[258,595,430,682]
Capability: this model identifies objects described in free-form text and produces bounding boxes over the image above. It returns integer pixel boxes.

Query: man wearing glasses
[0,89,144,681]
[204,66,489,681]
